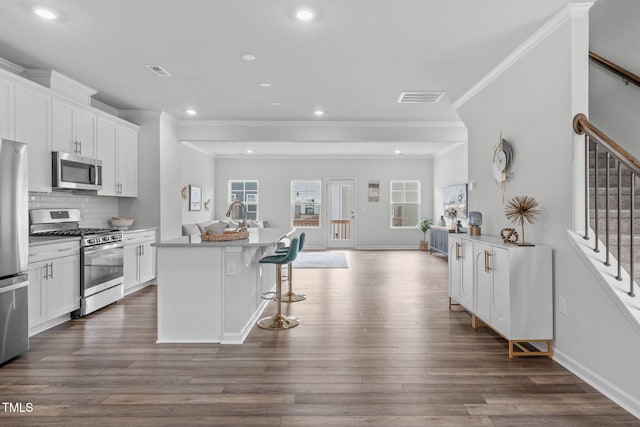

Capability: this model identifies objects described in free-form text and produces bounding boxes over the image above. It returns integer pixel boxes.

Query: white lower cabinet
[448,235,474,311]
[123,230,156,293]
[449,235,552,358]
[28,241,80,335]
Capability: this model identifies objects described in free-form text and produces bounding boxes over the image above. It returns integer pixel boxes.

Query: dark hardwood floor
[1,250,638,426]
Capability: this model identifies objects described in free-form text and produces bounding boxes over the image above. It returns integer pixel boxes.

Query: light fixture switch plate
[559,296,567,315]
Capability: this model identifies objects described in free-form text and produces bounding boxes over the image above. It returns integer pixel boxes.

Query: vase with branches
[445,207,458,230]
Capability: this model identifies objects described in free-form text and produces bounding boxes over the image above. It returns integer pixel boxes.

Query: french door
[326,179,355,248]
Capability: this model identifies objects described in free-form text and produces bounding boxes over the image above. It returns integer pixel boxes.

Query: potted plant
[445,207,458,230]
[419,218,432,250]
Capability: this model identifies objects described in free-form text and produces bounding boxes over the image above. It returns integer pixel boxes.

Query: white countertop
[29,236,80,247]
[153,228,295,248]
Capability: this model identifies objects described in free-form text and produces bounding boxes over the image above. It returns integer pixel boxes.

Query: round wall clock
[492,133,513,202]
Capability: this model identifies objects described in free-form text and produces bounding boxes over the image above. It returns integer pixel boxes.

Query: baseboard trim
[554,348,640,419]
[222,299,270,345]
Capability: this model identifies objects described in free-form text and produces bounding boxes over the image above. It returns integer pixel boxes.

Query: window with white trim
[291,180,321,228]
[390,180,420,228]
[228,180,259,221]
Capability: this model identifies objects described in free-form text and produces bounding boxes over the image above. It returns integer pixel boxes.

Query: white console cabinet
[448,234,552,358]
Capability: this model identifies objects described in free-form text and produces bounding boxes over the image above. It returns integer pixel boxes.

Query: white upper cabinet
[96,116,117,196]
[14,84,51,192]
[0,75,14,140]
[51,98,96,158]
[116,125,137,197]
[96,118,137,197]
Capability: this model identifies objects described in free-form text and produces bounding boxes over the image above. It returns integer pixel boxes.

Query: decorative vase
[438,216,446,227]
[449,220,457,231]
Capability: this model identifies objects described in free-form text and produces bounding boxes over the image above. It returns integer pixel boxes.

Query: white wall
[181,143,215,225]
[214,157,433,249]
[118,110,183,241]
[118,110,161,232]
[432,143,468,225]
[159,113,182,240]
[456,4,640,417]
[590,0,640,158]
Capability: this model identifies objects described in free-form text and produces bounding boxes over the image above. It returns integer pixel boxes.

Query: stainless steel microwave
[52,152,102,191]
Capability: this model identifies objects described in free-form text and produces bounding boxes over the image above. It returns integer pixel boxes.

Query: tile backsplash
[29,192,118,228]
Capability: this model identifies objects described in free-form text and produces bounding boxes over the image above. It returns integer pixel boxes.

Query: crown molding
[0,57,24,75]
[177,119,466,128]
[452,2,594,110]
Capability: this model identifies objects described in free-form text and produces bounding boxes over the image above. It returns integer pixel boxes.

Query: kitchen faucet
[226,199,248,229]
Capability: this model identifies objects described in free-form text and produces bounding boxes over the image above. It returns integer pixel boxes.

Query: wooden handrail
[573,113,640,175]
[589,51,640,89]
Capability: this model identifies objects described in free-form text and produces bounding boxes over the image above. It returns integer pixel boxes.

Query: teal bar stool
[276,232,306,303]
[257,237,300,330]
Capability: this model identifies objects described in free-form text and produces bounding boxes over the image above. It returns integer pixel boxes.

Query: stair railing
[590,52,640,89]
[573,113,640,297]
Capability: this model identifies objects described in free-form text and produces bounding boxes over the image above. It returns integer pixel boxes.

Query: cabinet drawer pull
[484,250,491,273]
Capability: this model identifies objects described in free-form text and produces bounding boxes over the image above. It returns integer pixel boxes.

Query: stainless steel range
[30,209,124,317]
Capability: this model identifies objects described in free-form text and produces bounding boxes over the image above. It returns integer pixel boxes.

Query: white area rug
[292,252,348,268]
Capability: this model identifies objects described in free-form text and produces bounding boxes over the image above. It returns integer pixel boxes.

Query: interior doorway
[326,179,355,248]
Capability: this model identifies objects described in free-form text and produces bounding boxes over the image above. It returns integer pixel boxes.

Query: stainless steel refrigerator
[0,139,29,364]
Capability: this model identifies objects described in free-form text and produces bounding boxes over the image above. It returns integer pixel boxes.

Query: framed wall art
[189,185,202,211]
[443,183,468,219]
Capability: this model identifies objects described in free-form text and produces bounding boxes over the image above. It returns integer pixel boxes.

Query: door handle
[49,262,54,279]
[484,250,491,273]
[44,264,49,280]
[455,242,461,260]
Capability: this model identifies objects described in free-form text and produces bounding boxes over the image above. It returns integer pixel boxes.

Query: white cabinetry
[28,241,80,336]
[51,98,96,157]
[448,235,552,358]
[123,230,156,294]
[448,235,474,311]
[15,84,51,192]
[116,125,137,196]
[97,119,137,197]
[97,117,117,196]
[0,75,14,139]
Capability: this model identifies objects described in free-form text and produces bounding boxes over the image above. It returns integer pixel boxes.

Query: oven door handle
[83,242,124,254]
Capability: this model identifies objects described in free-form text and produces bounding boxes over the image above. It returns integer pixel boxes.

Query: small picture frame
[189,185,202,211]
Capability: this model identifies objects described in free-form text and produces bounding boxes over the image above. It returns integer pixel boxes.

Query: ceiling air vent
[145,64,172,77]
[397,91,445,104]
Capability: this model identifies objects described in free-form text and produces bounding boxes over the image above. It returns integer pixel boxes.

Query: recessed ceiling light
[296,9,314,21]
[314,109,324,117]
[241,53,256,61]
[247,149,253,154]
[271,102,281,106]
[186,109,197,116]
[394,150,402,155]
[259,82,271,88]
[34,7,57,20]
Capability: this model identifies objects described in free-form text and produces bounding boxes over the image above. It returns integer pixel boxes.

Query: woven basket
[201,229,249,241]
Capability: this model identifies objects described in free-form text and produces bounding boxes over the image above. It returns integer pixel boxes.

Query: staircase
[585,130,640,296]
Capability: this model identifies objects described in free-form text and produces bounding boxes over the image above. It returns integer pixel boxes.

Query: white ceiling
[0,0,573,157]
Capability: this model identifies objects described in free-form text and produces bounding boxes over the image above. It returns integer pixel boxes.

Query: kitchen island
[153,228,295,344]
